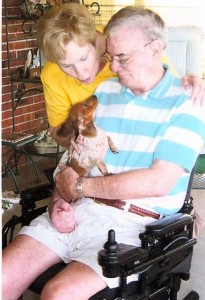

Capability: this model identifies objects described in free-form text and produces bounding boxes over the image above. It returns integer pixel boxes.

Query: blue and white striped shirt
[93,65,205,215]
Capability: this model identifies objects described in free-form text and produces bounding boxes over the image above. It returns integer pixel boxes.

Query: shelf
[7,16,33,21]
[7,35,37,42]
[2,132,41,192]
[3,0,62,192]
[11,77,41,84]
[13,84,43,110]
[2,132,39,148]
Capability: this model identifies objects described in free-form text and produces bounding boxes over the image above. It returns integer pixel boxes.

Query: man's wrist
[76,177,85,198]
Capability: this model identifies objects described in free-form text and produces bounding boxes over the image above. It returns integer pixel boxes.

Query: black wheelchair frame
[2,167,200,300]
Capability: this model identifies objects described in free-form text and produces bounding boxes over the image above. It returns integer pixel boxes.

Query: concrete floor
[2,158,205,299]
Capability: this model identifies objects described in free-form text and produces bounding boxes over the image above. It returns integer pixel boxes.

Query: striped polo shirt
[92,65,205,215]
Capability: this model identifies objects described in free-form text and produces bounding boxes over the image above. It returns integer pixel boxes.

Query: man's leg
[41,261,107,300]
[2,234,62,300]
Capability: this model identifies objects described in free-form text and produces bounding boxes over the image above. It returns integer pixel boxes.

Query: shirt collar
[120,64,173,100]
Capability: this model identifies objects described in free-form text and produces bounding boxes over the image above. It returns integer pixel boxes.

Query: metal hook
[34,3,45,16]
[80,1,100,15]
[90,2,100,15]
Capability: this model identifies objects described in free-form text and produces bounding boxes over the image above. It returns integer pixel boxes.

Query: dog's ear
[56,117,74,138]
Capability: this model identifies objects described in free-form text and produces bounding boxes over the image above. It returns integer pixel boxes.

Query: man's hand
[55,164,79,202]
[49,188,76,233]
[181,74,205,106]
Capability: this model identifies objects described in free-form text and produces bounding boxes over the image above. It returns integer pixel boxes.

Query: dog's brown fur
[57,95,118,176]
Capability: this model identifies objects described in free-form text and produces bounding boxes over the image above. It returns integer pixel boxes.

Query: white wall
[144,0,205,75]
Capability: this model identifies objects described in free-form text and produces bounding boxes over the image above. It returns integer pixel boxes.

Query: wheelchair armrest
[145,213,193,237]
[99,213,194,278]
[2,215,24,248]
[20,183,53,211]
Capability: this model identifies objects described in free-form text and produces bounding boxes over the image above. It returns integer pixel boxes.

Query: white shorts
[19,198,154,288]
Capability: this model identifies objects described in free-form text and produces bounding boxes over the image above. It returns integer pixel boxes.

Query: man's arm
[55,160,185,202]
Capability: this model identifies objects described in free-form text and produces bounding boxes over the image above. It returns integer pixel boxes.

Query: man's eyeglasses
[106,40,155,67]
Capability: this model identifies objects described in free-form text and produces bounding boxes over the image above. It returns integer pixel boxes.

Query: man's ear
[151,39,163,58]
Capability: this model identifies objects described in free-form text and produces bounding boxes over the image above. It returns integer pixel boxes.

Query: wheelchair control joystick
[98,229,120,278]
[104,229,118,254]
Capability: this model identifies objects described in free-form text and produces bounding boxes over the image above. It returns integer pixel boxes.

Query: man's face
[106,26,154,91]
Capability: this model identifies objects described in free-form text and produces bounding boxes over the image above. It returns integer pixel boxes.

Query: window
[144,0,205,75]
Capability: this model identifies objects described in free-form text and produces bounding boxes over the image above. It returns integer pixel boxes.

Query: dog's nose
[92,95,98,104]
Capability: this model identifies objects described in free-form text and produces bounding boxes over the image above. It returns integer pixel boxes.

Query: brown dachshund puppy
[57,95,118,176]
[51,95,118,233]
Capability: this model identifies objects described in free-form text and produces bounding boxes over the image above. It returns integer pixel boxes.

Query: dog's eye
[83,104,88,108]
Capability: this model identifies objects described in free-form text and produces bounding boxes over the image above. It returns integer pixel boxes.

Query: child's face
[57,41,100,84]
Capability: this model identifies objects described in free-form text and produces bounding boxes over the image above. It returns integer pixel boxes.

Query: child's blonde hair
[36,3,97,62]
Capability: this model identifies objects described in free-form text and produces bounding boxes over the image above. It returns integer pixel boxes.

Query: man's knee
[41,277,93,300]
[2,271,22,300]
[41,279,73,300]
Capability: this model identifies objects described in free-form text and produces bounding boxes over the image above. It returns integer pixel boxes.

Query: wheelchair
[2,166,200,300]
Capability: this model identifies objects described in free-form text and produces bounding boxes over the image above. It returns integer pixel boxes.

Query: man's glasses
[106,40,155,67]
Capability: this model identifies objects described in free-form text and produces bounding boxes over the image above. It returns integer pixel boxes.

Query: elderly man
[3,6,205,300]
